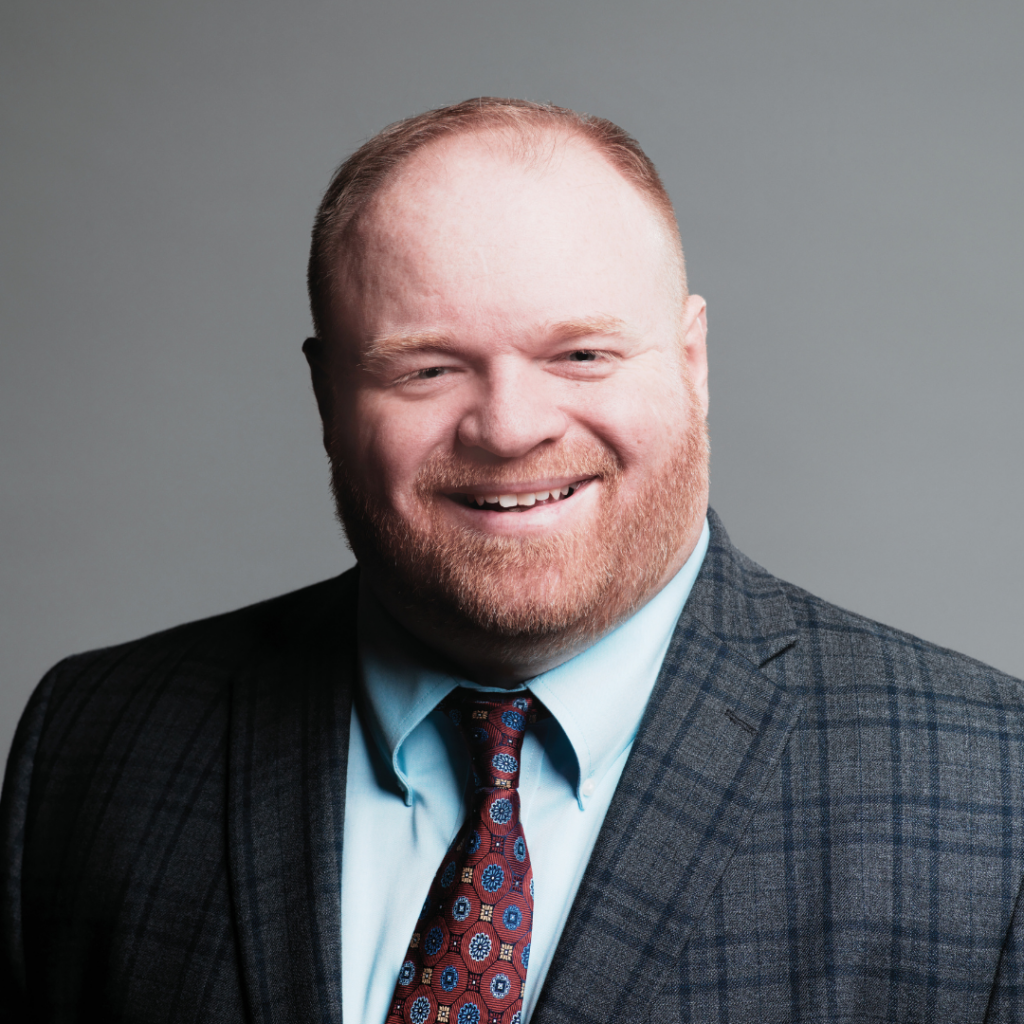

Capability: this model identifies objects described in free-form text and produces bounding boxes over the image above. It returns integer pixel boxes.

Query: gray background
[3,0,1022,775]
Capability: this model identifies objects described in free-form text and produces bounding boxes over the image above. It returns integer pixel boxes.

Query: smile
[448,479,590,511]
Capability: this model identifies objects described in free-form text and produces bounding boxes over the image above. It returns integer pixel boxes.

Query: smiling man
[306,120,709,684]
[4,99,1024,1024]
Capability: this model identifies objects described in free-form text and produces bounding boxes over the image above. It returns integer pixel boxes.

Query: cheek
[581,376,692,472]
[347,394,453,500]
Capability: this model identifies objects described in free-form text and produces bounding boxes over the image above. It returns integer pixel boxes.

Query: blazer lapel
[533,511,804,1023]
[227,572,358,1024]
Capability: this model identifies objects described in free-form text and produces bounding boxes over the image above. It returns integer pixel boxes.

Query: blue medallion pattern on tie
[385,690,544,1024]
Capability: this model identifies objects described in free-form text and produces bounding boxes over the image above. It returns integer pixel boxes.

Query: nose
[456,361,568,459]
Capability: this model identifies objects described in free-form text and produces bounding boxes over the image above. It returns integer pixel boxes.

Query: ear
[680,295,709,419]
[302,337,334,449]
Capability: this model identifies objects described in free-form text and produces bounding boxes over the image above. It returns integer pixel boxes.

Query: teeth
[470,485,578,508]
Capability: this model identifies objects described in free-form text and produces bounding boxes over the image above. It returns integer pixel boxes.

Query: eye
[565,350,598,362]
[389,364,456,388]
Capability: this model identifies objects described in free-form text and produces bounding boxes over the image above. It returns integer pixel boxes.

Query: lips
[448,480,587,511]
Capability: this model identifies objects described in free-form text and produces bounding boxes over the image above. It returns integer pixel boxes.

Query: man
[2,98,1022,1023]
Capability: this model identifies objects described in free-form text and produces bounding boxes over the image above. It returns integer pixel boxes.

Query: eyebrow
[360,331,460,374]
[546,314,631,342]
[360,315,632,373]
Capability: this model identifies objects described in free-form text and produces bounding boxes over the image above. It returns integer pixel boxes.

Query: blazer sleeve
[987,872,1024,1022]
[0,665,58,1022]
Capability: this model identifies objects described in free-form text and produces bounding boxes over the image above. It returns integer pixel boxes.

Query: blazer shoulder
[44,567,360,692]
[9,569,360,791]
[775,572,1024,710]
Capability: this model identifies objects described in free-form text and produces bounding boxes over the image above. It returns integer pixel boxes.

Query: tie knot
[442,690,542,792]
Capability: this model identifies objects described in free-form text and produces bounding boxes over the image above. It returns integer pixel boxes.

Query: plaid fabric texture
[2,508,1023,1023]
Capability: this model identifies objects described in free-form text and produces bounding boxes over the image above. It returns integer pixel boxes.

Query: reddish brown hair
[307,97,684,340]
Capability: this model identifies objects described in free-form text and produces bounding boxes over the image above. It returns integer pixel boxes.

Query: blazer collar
[227,571,358,1024]
[533,508,804,1023]
[684,507,800,674]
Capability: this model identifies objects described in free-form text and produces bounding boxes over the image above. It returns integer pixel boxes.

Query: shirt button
[581,778,596,798]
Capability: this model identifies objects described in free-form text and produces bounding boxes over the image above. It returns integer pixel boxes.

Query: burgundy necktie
[386,690,542,1024]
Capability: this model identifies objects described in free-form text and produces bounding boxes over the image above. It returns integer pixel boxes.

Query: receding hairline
[364,124,677,231]
[360,126,684,283]
[308,98,688,341]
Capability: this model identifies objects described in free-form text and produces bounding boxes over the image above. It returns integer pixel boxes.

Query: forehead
[368,130,667,253]
[338,131,681,336]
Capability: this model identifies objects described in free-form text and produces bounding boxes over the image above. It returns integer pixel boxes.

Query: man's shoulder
[781,570,1019,691]
[769,571,1024,744]
[52,568,359,687]
[702,511,1023,716]
[17,569,360,772]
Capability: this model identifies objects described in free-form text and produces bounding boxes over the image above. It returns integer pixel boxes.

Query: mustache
[413,441,624,496]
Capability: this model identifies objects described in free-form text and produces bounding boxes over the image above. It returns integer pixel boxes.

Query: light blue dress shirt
[342,518,709,1024]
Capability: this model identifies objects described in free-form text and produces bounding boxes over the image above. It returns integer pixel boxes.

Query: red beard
[329,402,708,665]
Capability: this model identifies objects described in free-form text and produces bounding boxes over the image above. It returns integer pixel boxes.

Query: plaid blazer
[3,509,1023,1023]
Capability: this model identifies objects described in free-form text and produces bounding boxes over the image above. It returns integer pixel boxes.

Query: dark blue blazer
[3,510,1023,1022]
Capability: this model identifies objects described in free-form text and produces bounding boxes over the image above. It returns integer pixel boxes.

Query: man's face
[312,132,709,674]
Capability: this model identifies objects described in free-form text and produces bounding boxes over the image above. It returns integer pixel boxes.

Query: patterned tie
[386,690,543,1024]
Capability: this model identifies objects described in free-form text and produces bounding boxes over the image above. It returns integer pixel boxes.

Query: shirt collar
[357,517,710,806]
